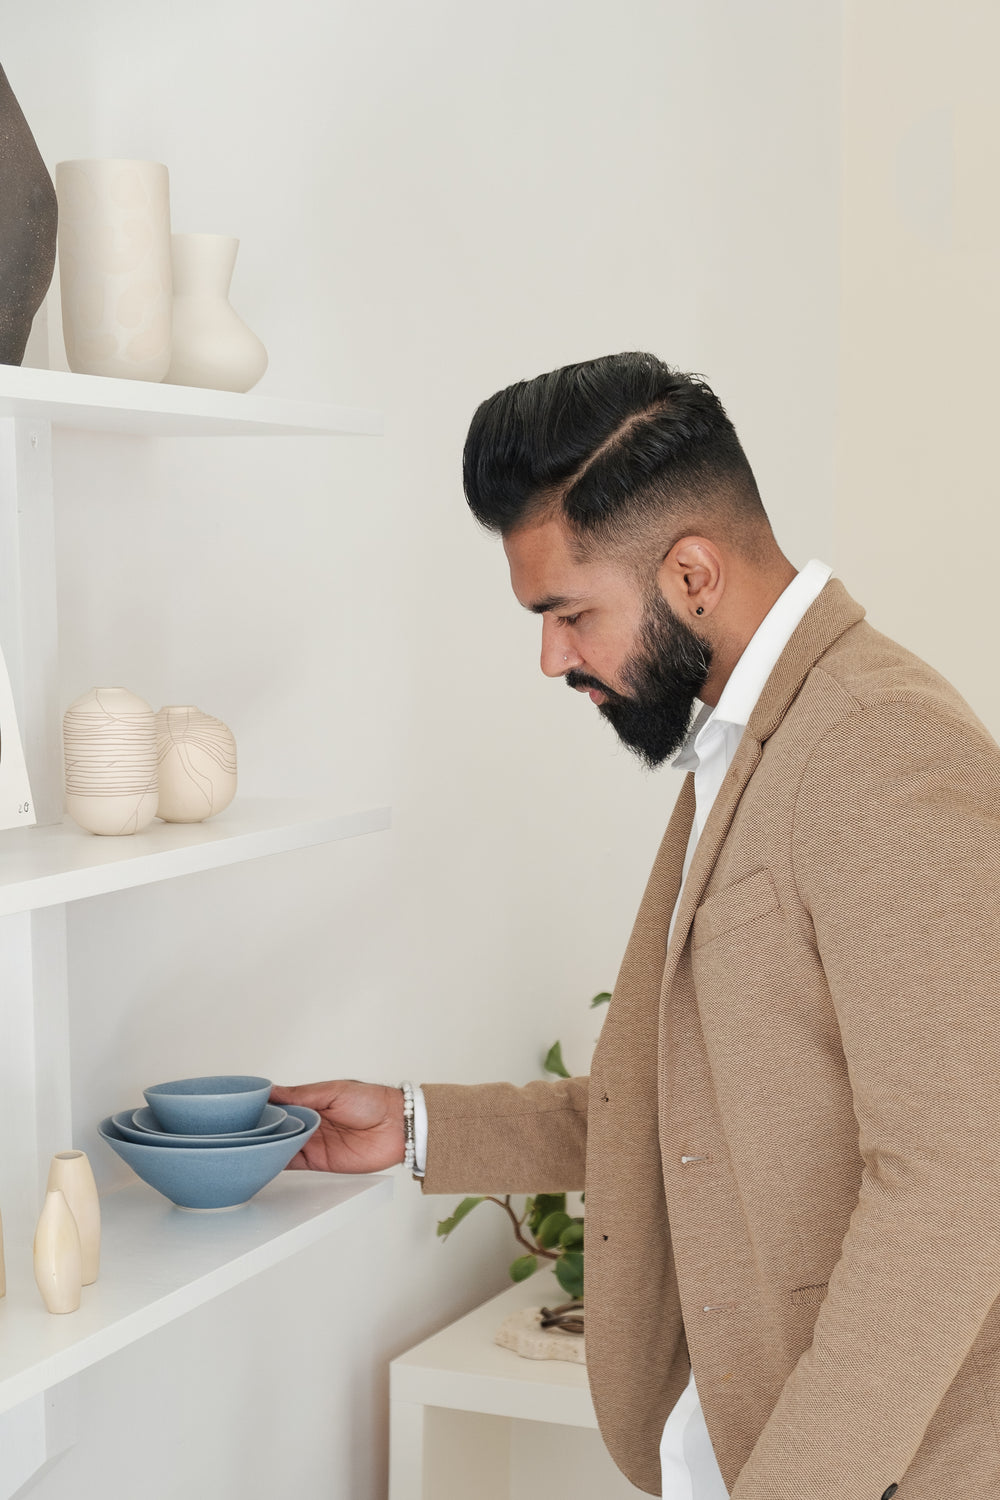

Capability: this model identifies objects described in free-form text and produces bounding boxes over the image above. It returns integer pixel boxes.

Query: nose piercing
[563,654,569,662]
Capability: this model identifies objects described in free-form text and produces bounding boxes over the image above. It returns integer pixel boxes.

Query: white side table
[389,1270,646,1500]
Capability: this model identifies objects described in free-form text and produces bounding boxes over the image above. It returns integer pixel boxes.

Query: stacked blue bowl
[98,1075,319,1211]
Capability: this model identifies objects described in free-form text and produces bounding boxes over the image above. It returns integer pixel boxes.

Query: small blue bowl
[113,1107,298,1149]
[98,1104,320,1209]
[143,1075,271,1135]
[130,1103,287,1141]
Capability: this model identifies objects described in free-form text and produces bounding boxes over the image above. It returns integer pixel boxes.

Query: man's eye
[560,613,581,627]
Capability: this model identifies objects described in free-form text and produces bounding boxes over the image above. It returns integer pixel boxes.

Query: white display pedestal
[389,1271,646,1500]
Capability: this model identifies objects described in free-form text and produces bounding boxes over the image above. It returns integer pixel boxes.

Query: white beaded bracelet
[400,1081,416,1171]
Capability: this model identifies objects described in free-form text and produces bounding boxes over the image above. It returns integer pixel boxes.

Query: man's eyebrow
[525,595,584,615]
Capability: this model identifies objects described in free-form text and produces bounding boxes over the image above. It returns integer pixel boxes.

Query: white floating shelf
[0,1172,393,1415]
[0,367,381,438]
[0,799,391,915]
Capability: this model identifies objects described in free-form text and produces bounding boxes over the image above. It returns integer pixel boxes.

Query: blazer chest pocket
[692,867,780,950]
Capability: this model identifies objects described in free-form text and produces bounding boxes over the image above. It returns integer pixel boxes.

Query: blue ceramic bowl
[130,1103,287,1141]
[113,1106,297,1149]
[98,1104,320,1209]
[143,1075,271,1135]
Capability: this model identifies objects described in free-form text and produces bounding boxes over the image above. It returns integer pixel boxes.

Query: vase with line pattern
[63,686,158,836]
[155,704,237,823]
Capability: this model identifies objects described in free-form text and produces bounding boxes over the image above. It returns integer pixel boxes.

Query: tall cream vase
[46,1151,100,1285]
[63,686,159,836]
[155,704,237,822]
[55,158,172,381]
[165,233,267,392]
[33,1190,82,1314]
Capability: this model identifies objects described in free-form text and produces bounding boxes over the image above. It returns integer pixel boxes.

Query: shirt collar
[672,559,833,771]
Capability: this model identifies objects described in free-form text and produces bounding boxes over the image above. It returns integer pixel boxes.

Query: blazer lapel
[659,578,866,991]
[611,774,695,1005]
[661,732,763,992]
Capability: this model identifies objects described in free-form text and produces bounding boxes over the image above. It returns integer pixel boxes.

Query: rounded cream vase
[33,1189,82,1314]
[63,686,159,836]
[165,233,267,392]
[155,705,237,823]
[55,158,172,381]
[46,1150,100,1285]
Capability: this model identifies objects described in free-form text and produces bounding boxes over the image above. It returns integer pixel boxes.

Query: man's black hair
[462,351,769,558]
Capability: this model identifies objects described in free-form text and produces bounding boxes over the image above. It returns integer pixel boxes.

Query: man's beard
[567,593,713,769]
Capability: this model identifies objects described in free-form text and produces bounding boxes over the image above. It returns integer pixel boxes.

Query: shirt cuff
[412,1084,428,1178]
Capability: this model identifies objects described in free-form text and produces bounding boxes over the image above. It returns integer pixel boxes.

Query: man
[273,353,1000,1499]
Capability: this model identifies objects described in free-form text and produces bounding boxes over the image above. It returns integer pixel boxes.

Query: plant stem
[483,1195,560,1262]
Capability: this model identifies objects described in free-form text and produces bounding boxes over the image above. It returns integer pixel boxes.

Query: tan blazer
[422,579,1000,1499]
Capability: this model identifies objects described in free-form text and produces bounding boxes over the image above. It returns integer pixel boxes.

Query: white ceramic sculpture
[55,159,172,381]
[33,1189,82,1314]
[63,686,159,836]
[154,705,237,822]
[46,1150,100,1285]
[165,233,267,392]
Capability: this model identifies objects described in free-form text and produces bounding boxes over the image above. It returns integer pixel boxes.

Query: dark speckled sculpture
[0,62,57,365]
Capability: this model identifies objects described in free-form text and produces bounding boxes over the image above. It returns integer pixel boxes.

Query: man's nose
[540,617,580,678]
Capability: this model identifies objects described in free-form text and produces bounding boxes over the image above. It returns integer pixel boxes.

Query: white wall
[2,2,841,1495]
[837,0,1000,740]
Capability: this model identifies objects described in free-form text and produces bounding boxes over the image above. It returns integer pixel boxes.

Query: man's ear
[657,537,723,621]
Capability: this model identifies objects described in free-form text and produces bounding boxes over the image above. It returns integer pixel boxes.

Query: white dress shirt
[415,559,833,1497]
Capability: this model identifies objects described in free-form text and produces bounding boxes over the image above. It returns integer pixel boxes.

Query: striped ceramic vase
[63,686,158,836]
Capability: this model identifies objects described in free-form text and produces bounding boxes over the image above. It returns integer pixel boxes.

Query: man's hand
[269,1080,406,1173]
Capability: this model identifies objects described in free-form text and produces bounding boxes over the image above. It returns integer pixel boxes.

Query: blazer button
[880,1486,898,1499]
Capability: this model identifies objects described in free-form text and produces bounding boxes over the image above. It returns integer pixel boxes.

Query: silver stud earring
[563,654,569,662]
[696,607,704,615]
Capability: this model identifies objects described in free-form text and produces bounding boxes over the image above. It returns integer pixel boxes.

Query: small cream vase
[55,158,172,381]
[64,686,159,836]
[165,234,267,392]
[155,705,237,823]
[46,1150,100,1285]
[33,1189,82,1314]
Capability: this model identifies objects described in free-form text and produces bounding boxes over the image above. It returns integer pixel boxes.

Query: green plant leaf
[527,1193,566,1234]
[536,1210,573,1248]
[555,1251,584,1300]
[559,1221,584,1249]
[436,1196,484,1239]
[590,991,612,1007]
[543,1041,570,1078]
[509,1254,538,1282]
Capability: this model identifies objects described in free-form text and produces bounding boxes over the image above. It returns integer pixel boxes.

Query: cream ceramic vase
[33,1189,82,1314]
[46,1151,100,1285]
[55,159,172,381]
[155,705,237,822]
[165,234,267,392]
[63,686,159,836]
